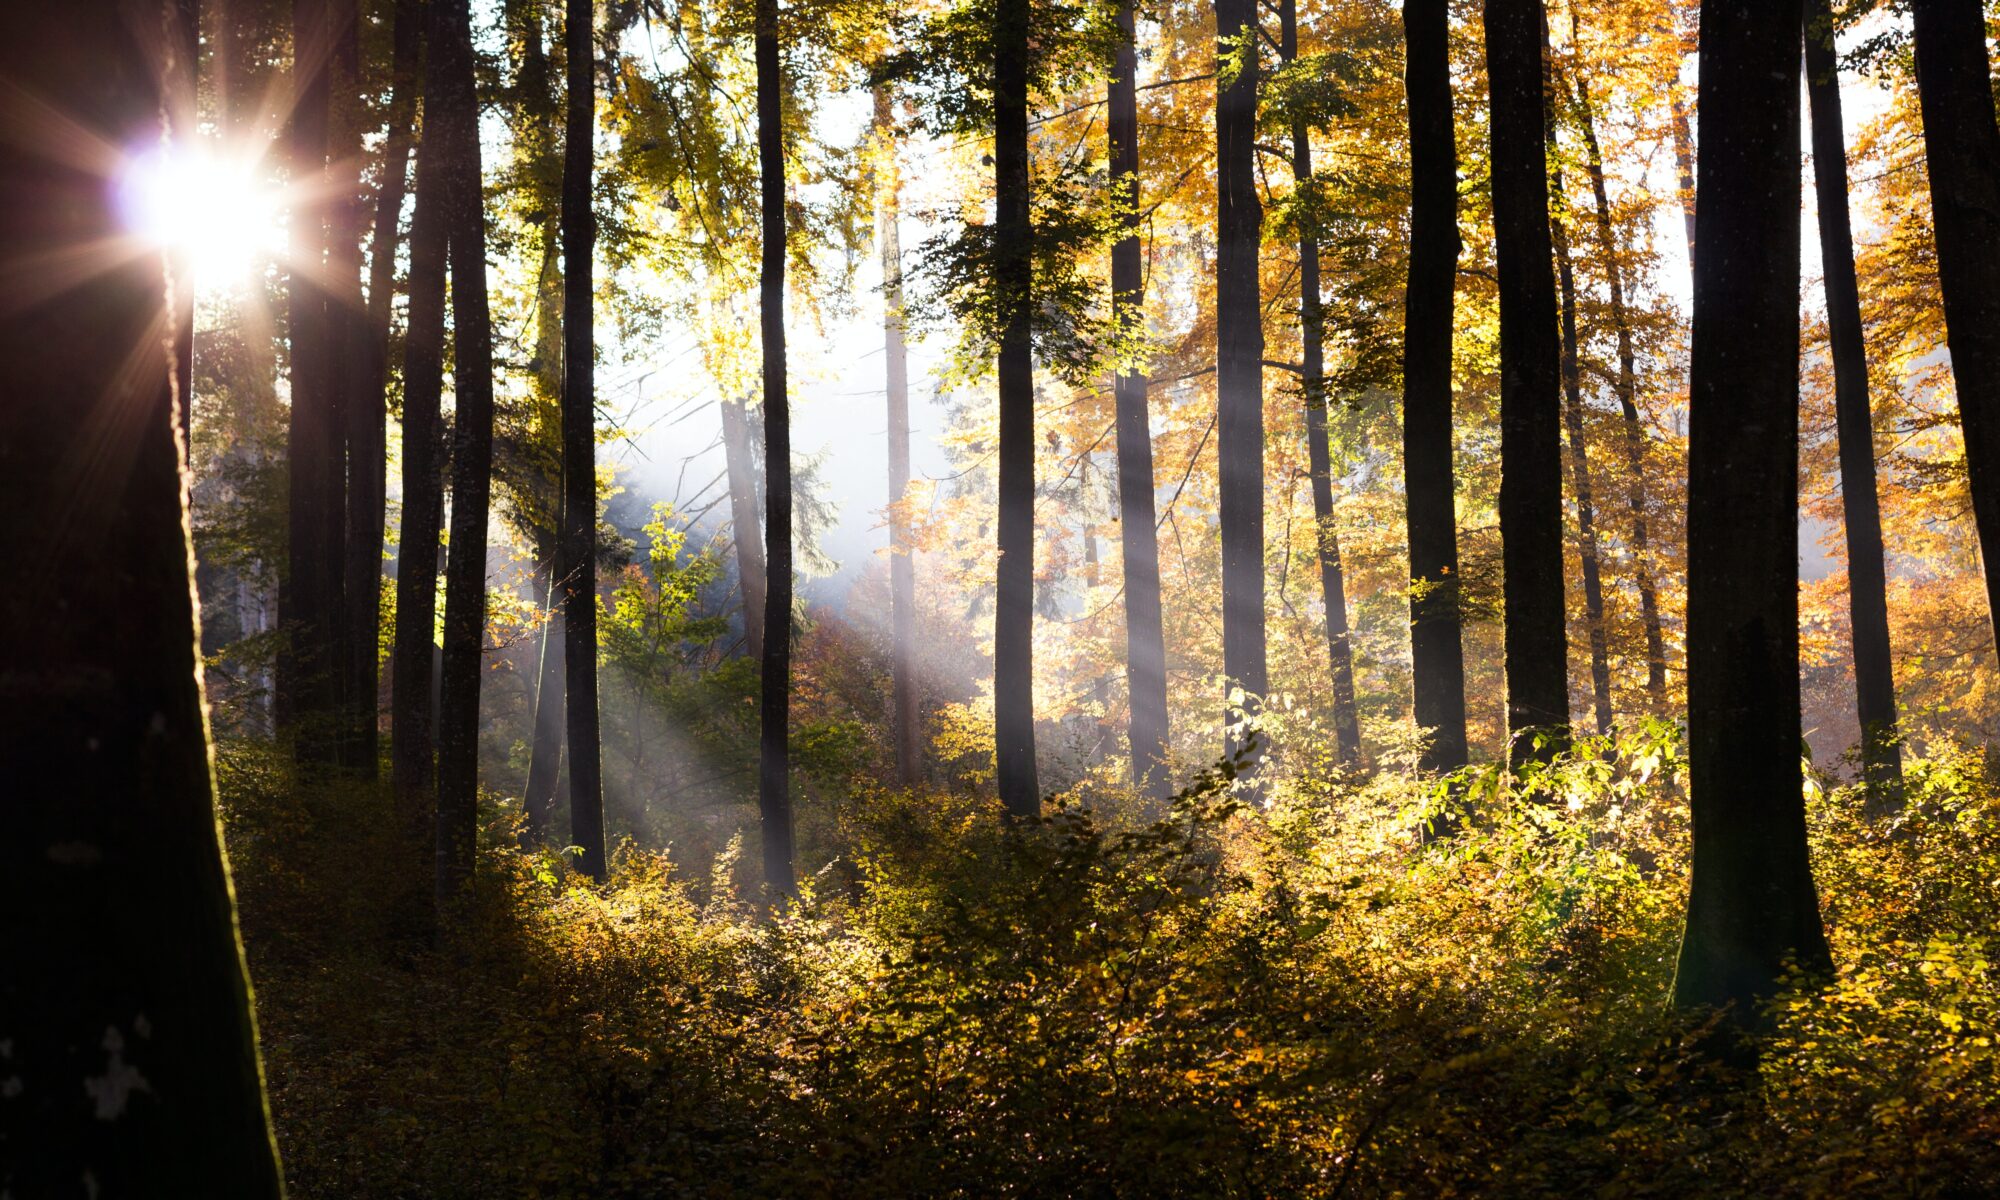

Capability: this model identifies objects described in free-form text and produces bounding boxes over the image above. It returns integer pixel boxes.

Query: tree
[876,85,926,789]
[756,0,798,892]
[435,0,500,906]
[564,0,608,882]
[283,0,346,764]
[993,0,1041,817]
[0,2,282,1188]
[1805,0,1901,802]
[1674,0,1833,1017]
[1400,0,1469,772]
[1109,0,1171,802]
[721,395,768,663]
[1281,0,1361,766]
[1485,0,1570,761]
[390,0,455,818]
[1215,0,1266,760]
[1907,0,2000,663]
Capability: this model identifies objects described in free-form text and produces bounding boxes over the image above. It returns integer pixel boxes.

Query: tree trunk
[721,395,768,662]
[282,0,344,764]
[342,0,421,780]
[1485,0,1571,760]
[1553,197,1614,737]
[1806,0,1902,803]
[0,3,283,1186]
[876,85,925,789]
[1216,0,1267,772]
[563,0,608,881]
[755,0,797,893]
[1282,0,1361,766]
[994,0,1041,816]
[1401,0,1469,772]
[1110,0,1172,805]
[1909,0,2000,665]
[1670,86,1697,272]
[1674,0,1833,1017]
[434,0,498,908]
[1567,28,1668,707]
[389,9,454,817]
[1544,24,1613,737]
[521,561,567,841]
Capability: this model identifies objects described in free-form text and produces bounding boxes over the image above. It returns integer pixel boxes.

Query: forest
[5,0,2000,1194]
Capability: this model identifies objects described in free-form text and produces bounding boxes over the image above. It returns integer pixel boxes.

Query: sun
[119,139,286,293]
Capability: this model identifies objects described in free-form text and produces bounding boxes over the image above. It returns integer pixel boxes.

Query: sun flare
[119,141,285,292]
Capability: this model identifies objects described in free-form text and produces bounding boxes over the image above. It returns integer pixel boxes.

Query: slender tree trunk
[1674,0,1832,1017]
[1282,0,1361,766]
[1567,30,1668,706]
[283,0,342,762]
[721,396,768,662]
[1909,0,2000,663]
[563,0,607,881]
[994,0,1041,816]
[876,85,925,789]
[0,3,282,1185]
[1109,0,1172,805]
[1486,0,1571,760]
[1806,0,1902,803]
[755,0,797,894]
[434,0,498,908]
[1401,0,1469,772]
[343,0,421,780]
[390,17,453,817]
[1670,86,1697,271]
[1553,192,1615,737]
[1216,0,1267,769]
[521,558,566,840]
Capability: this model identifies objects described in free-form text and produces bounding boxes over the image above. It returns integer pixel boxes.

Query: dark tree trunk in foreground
[283,0,343,762]
[563,0,607,881]
[1110,0,1172,804]
[721,396,768,662]
[1486,0,1571,760]
[1544,30,1613,737]
[0,4,283,1187]
[434,0,498,907]
[344,0,421,779]
[1806,0,1902,803]
[1216,0,1267,765]
[1401,0,1469,772]
[756,0,798,891]
[1283,0,1361,766]
[994,0,1041,816]
[390,11,454,815]
[1675,0,1833,1017]
[876,85,925,789]
[1909,0,2000,663]
[1567,33,1668,707]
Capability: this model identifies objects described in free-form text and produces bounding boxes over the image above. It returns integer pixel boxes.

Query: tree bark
[563,0,607,881]
[1566,30,1668,707]
[0,3,283,1186]
[876,85,925,789]
[1401,0,1469,772]
[1674,0,1833,1017]
[282,0,344,764]
[756,0,797,891]
[1806,0,1902,804]
[994,0,1041,816]
[721,395,767,663]
[1485,0,1571,760]
[434,0,498,907]
[1216,0,1267,769]
[1282,0,1362,766]
[390,9,454,817]
[1909,0,2000,664]
[1109,0,1172,804]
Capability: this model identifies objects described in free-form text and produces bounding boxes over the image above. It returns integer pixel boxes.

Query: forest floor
[222,728,2000,1198]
